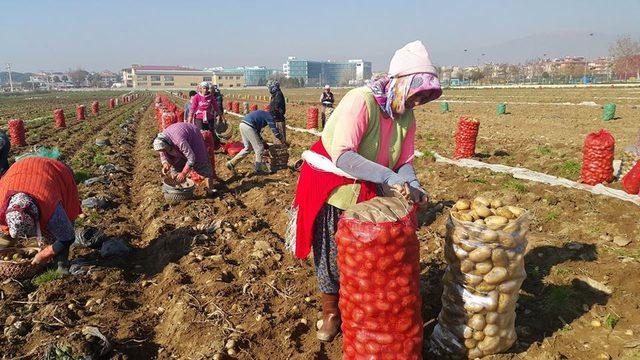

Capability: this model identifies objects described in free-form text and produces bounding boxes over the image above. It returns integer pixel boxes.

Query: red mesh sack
[250,104,258,112]
[54,109,66,128]
[263,104,271,112]
[8,119,26,147]
[621,161,640,195]
[161,111,177,130]
[225,101,232,111]
[108,99,115,109]
[200,130,217,179]
[76,105,86,121]
[175,108,184,122]
[337,197,422,360]
[454,117,480,159]
[232,102,240,114]
[307,107,319,129]
[580,129,615,185]
[225,141,245,156]
[91,101,99,115]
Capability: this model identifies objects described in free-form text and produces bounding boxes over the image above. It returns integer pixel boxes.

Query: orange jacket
[0,157,81,233]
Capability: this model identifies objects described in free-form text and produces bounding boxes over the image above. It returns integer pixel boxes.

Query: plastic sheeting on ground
[432,152,640,207]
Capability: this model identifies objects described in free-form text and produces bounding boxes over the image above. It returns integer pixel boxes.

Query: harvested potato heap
[337,197,423,359]
[430,196,528,359]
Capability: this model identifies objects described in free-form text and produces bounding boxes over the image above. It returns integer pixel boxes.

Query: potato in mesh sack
[430,196,529,359]
[337,197,423,359]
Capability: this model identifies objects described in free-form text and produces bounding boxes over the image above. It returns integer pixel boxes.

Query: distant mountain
[438,31,640,66]
[0,72,32,85]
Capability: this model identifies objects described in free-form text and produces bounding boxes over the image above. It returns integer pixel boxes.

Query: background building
[208,66,278,86]
[282,57,372,87]
[122,65,245,89]
[212,71,245,88]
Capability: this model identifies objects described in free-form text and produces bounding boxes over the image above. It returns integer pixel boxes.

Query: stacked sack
[580,130,615,185]
[91,101,99,115]
[454,117,480,159]
[337,197,422,360]
[8,119,26,147]
[76,105,86,121]
[306,107,319,130]
[431,196,528,359]
[54,109,66,128]
[161,110,177,130]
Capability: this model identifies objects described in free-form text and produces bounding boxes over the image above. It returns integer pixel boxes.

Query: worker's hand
[274,137,283,145]
[161,163,171,175]
[175,171,188,183]
[389,183,411,202]
[32,245,55,265]
[410,186,429,207]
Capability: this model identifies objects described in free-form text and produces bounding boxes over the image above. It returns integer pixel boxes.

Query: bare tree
[67,68,89,87]
[609,35,640,80]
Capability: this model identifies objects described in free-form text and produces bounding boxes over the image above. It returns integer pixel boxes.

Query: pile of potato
[430,196,529,359]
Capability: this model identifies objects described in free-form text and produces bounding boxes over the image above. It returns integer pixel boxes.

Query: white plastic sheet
[433,152,640,207]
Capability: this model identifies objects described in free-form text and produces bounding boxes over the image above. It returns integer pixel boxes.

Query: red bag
[621,161,640,195]
[263,104,271,112]
[453,116,480,159]
[307,107,319,129]
[76,105,86,121]
[250,104,258,112]
[8,119,26,147]
[232,102,240,114]
[580,129,615,185]
[54,109,66,128]
[175,108,184,122]
[161,111,177,130]
[225,141,245,156]
[225,101,232,111]
[337,199,422,360]
[91,101,99,115]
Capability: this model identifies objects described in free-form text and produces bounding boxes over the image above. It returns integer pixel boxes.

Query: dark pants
[194,119,210,131]
[312,204,342,294]
[321,105,333,128]
[275,121,286,144]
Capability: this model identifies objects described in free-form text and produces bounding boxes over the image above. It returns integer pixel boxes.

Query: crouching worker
[226,110,284,174]
[290,41,442,342]
[153,122,219,196]
[0,130,10,175]
[0,157,82,271]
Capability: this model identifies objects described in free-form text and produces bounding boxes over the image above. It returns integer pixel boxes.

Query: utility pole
[6,63,14,92]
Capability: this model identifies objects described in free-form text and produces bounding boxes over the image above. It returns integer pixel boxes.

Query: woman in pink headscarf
[290,41,442,342]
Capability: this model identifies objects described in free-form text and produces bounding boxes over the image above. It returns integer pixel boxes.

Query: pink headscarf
[366,73,442,119]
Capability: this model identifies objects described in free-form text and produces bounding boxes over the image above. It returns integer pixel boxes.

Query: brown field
[0,87,639,359]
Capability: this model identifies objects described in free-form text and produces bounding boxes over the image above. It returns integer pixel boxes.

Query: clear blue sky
[2,0,639,72]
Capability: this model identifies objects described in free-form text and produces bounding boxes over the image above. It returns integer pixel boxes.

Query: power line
[5,63,14,92]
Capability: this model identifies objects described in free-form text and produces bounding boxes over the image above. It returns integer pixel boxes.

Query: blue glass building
[284,58,372,87]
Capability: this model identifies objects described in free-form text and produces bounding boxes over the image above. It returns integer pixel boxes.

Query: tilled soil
[1,88,639,360]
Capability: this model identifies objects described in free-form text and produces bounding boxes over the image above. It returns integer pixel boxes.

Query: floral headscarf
[366,72,442,119]
[5,193,39,239]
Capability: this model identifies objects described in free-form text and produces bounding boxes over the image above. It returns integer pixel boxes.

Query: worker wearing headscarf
[0,157,82,269]
[319,85,334,128]
[188,82,221,131]
[268,80,287,143]
[290,41,442,342]
[153,122,218,196]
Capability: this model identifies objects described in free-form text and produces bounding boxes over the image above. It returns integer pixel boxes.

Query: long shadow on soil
[133,226,197,276]
[514,242,609,350]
